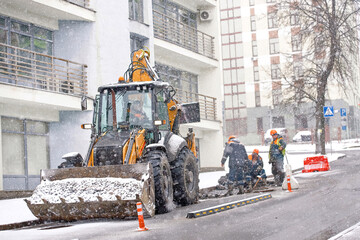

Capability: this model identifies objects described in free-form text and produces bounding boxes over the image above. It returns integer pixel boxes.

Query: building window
[269,38,279,54]
[293,63,303,79]
[295,115,308,130]
[1,117,49,190]
[250,16,256,31]
[291,34,302,51]
[272,116,285,128]
[255,90,261,107]
[272,88,282,105]
[271,64,280,79]
[267,0,276,3]
[268,12,278,29]
[153,0,197,28]
[257,117,263,134]
[130,34,148,52]
[249,0,255,6]
[129,0,144,23]
[239,118,248,135]
[155,62,198,102]
[0,15,53,55]
[290,12,300,26]
[252,40,258,57]
[253,65,259,81]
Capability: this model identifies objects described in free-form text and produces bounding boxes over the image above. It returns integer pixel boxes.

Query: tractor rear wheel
[171,147,199,206]
[146,149,174,214]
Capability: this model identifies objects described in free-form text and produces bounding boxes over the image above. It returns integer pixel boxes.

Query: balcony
[175,88,217,121]
[0,0,96,26]
[0,43,88,97]
[153,10,215,59]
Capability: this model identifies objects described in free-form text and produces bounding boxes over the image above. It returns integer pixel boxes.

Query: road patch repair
[186,193,272,218]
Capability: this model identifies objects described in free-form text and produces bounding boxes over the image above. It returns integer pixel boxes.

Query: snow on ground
[0,199,38,225]
[0,139,359,226]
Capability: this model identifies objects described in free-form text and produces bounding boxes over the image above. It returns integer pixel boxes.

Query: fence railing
[153,10,215,59]
[64,0,90,8]
[175,88,217,121]
[0,43,88,97]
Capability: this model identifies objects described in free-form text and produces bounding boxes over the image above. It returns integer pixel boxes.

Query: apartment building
[220,0,360,145]
[0,0,223,191]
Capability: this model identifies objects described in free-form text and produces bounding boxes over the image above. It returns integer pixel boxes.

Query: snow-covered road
[0,140,359,227]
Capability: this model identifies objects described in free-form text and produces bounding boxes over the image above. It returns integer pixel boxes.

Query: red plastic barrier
[302,155,330,173]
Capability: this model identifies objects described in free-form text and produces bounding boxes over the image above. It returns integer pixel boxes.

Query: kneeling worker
[246,149,267,189]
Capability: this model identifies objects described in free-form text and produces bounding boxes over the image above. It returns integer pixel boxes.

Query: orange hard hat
[228,135,236,142]
[270,129,278,135]
[253,149,259,154]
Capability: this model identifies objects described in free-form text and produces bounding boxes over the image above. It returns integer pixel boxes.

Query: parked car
[264,128,288,145]
[292,130,312,143]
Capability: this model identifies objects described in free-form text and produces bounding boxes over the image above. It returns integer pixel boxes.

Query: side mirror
[81,123,92,129]
[81,96,87,111]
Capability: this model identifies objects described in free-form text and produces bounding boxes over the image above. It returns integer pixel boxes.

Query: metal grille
[175,88,217,121]
[0,43,88,96]
[153,10,215,59]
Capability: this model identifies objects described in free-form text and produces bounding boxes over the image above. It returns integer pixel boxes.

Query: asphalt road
[1,150,359,240]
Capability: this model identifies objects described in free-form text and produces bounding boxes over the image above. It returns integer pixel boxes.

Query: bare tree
[277,0,360,154]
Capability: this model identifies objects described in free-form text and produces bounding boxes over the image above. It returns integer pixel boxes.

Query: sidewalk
[329,222,360,240]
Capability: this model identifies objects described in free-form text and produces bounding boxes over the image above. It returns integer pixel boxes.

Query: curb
[187,193,272,218]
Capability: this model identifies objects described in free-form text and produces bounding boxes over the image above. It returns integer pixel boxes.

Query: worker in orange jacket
[245,149,267,190]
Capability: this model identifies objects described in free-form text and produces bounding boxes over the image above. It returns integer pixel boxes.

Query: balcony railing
[153,10,215,59]
[64,0,90,8]
[175,88,217,121]
[0,43,88,97]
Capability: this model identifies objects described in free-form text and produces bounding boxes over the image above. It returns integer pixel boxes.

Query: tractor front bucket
[25,163,155,221]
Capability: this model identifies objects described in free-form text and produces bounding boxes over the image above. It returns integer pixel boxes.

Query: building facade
[219,0,360,145]
[0,0,223,191]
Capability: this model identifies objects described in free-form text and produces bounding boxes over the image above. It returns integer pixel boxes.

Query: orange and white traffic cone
[286,175,292,192]
[136,202,149,231]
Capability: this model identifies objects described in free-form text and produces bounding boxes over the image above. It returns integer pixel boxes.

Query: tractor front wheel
[145,149,174,214]
[171,147,199,206]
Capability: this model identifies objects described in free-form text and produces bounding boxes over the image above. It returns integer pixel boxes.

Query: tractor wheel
[145,149,174,214]
[171,147,199,206]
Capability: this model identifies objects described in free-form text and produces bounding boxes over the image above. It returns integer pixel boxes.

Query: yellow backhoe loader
[25,49,200,221]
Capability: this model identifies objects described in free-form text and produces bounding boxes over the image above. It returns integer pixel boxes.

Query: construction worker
[221,136,249,195]
[130,100,148,124]
[246,149,267,190]
[268,129,286,186]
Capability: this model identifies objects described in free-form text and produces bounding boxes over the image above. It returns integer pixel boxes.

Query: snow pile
[27,177,143,204]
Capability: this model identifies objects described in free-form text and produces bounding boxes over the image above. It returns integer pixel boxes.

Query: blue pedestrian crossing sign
[323,106,334,117]
[340,108,346,117]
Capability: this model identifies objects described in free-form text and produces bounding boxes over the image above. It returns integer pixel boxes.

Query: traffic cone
[286,175,292,192]
[136,202,149,231]
[282,154,299,190]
